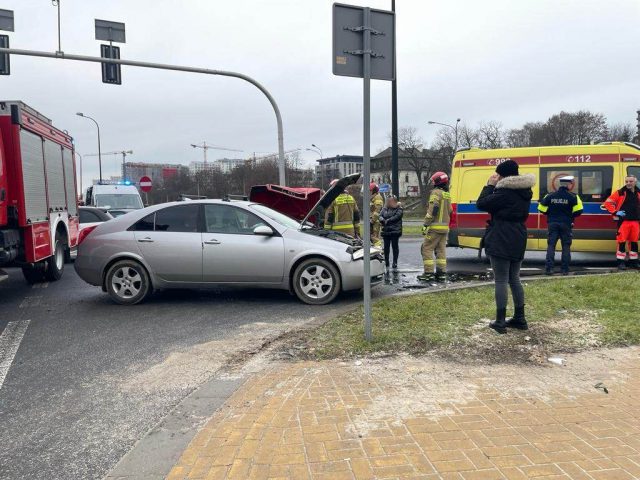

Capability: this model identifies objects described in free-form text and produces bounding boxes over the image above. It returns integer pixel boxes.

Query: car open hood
[299,173,361,228]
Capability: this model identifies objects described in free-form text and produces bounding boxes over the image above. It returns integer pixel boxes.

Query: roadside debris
[594,382,609,394]
[547,357,565,366]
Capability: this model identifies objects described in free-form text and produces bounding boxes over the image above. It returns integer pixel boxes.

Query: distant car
[79,206,113,230]
[74,174,384,305]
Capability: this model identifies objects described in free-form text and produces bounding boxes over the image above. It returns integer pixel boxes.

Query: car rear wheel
[292,258,341,305]
[105,260,151,305]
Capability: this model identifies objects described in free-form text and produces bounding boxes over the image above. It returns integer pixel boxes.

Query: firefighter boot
[489,308,507,334]
[505,306,528,330]
[435,270,447,282]
[417,272,435,282]
[617,260,627,271]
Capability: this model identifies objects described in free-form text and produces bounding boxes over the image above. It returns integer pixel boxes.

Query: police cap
[559,175,575,183]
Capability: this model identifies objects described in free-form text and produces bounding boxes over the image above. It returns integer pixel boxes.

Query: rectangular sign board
[0,9,14,32]
[95,19,126,43]
[332,3,395,81]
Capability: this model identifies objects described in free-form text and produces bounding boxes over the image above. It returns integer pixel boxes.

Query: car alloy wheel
[106,260,151,305]
[293,258,341,305]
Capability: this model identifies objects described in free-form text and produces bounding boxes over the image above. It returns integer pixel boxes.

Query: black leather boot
[505,306,528,330]
[489,308,507,334]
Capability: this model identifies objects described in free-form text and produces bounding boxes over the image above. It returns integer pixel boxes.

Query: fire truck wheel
[45,233,66,281]
[22,266,46,284]
[106,260,151,305]
[292,257,341,305]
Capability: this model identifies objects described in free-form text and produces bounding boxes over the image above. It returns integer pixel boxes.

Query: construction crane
[190,141,243,164]
[85,150,133,181]
[250,148,301,163]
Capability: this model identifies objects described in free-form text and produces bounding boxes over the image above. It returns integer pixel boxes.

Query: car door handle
[204,239,221,245]
[137,237,154,243]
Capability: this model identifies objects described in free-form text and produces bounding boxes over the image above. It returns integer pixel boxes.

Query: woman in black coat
[476,160,536,334]
[379,195,403,269]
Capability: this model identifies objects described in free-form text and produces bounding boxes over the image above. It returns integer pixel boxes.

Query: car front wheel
[105,260,151,305]
[292,258,341,305]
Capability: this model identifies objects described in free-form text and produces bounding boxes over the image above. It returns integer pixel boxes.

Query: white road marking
[585,267,613,270]
[31,283,49,289]
[0,320,30,390]
[19,296,42,308]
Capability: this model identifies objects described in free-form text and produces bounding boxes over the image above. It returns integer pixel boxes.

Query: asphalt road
[0,240,615,480]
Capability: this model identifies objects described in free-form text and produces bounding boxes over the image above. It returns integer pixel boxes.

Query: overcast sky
[2,0,639,188]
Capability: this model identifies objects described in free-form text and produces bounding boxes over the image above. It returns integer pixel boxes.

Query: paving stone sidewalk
[168,348,640,480]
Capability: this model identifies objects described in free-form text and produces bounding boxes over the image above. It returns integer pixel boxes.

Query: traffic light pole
[0,46,287,185]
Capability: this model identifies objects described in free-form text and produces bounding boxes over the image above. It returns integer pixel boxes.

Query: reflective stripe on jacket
[423,188,452,232]
[370,193,384,223]
[325,193,360,232]
[537,187,583,225]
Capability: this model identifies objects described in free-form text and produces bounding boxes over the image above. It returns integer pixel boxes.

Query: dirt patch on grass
[449,309,605,365]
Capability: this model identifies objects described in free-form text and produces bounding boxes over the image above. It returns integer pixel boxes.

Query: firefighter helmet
[369,182,379,193]
[430,171,449,186]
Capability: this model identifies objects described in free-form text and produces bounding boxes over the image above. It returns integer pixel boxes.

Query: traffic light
[100,44,121,85]
[0,35,9,76]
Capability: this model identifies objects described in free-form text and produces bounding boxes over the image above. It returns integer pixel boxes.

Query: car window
[131,213,155,231]
[155,205,200,232]
[628,166,640,179]
[79,210,100,223]
[204,204,266,234]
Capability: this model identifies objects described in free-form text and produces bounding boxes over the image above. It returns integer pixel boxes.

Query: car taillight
[449,203,458,229]
[78,225,98,245]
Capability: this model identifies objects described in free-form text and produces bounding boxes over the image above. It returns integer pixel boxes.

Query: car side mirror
[253,225,274,236]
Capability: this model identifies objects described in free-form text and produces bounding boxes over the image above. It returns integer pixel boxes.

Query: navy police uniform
[537,176,584,274]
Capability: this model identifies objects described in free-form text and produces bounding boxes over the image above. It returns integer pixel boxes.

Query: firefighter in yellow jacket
[370,182,384,247]
[418,172,452,282]
[324,179,361,237]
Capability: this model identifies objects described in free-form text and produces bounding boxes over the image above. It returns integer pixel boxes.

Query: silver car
[74,175,385,305]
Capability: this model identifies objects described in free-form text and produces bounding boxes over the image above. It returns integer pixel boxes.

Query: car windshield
[95,194,143,209]
[249,204,301,229]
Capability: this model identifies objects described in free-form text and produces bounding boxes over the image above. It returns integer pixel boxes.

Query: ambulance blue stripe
[456,203,605,214]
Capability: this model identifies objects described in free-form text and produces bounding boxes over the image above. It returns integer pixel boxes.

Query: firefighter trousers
[371,221,382,247]
[421,230,447,273]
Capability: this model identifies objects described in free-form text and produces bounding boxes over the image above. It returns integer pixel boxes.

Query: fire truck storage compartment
[44,138,67,213]
[20,129,49,224]
[63,149,77,215]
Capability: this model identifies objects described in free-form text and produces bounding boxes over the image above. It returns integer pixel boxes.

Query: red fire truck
[0,101,79,283]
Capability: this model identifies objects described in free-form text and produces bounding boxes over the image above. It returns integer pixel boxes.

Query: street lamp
[76,112,103,183]
[428,118,461,153]
[307,144,324,189]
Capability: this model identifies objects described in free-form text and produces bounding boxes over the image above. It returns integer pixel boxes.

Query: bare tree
[608,122,635,142]
[477,121,505,149]
[398,126,441,207]
[457,124,479,149]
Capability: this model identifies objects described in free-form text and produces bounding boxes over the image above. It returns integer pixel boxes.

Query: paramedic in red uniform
[603,175,640,270]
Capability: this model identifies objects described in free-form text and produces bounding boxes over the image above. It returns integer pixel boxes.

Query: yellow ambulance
[448,142,640,253]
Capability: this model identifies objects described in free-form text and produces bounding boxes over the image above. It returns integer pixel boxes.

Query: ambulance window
[540,167,612,202]
[628,166,640,179]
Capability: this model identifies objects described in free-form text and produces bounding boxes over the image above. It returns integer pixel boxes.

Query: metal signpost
[333,3,395,341]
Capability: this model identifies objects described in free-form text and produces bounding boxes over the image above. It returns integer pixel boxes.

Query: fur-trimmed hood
[496,173,536,190]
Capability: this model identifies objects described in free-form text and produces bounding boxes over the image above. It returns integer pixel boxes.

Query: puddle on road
[383,269,494,289]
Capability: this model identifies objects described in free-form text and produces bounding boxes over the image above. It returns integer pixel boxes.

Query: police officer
[538,175,583,275]
[324,179,361,237]
[418,172,452,282]
[370,182,384,248]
